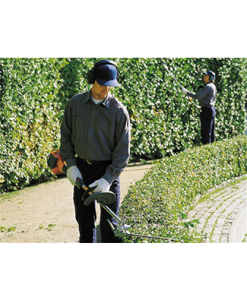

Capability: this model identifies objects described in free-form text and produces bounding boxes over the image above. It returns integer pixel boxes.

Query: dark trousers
[73,157,122,243]
[200,106,216,144]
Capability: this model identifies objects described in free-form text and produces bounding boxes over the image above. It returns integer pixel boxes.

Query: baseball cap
[203,70,215,79]
[95,63,119,87]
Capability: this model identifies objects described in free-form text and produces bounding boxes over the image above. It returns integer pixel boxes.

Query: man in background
[183,70,217,144]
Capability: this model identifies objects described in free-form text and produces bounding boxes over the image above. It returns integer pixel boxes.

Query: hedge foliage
[0,58,66,190]
[0,58,246,192]
[120,136,247,243]
[57,58,247,159]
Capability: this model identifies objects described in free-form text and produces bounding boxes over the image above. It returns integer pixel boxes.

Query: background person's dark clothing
[200,106,216,144]
[187,82,217,144]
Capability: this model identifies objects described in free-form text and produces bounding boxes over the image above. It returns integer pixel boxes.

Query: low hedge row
[120,135,247,243]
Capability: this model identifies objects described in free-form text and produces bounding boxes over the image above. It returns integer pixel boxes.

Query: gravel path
[0,162,153,243]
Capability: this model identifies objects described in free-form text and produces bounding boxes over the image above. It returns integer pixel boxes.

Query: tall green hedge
[57,58,247,159]
[113,58,247,159]
[0,58,246,192]
[0,58,65,191]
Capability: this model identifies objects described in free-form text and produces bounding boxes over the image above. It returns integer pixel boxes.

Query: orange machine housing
[47,150,67,174]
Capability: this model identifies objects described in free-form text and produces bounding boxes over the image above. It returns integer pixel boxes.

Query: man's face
[203,74,210,83]
[91,81,112,100]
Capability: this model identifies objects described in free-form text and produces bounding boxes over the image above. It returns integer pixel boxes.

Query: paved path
[187,175,247,243]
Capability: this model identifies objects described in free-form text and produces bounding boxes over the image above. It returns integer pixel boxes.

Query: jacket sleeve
[187,85,211,106]
[103,107,131,184]
[60,99,77,168]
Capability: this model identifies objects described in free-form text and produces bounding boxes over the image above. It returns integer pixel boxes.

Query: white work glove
[89,178,110,193]
[67,165,83,186]
[182,87,189,95]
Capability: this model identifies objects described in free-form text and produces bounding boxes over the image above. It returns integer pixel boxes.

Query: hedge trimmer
[47,151,131,236]
[47,150,180,242]
[75,177,181,242]
[160,59,201,109]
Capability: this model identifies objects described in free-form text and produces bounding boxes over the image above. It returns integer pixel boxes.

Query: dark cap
[203,70,215,80]
[95,63,119,87]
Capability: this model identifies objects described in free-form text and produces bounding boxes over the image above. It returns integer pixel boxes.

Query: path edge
[229,200,247,243]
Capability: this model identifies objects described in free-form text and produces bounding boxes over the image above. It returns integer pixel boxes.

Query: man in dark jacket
[60,60,130,243]
[182,70,217,144]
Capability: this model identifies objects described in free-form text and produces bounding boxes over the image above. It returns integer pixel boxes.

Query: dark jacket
[60,91,130,184]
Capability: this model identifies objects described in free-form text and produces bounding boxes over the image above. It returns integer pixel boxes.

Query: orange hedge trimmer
[47,150,131,237]
[47,151,180,241]
[47,150,95,197]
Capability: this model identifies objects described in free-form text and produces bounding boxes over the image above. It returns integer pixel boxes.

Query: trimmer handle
[75,177,96,201]
[75,177,87,190]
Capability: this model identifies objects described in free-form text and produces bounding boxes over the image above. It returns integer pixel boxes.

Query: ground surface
[0,163,153,243]
[1,164,246,243]
[187,176,247,243]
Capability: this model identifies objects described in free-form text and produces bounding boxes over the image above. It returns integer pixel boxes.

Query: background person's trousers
[73,157,122,243]
[200,106,216,144]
